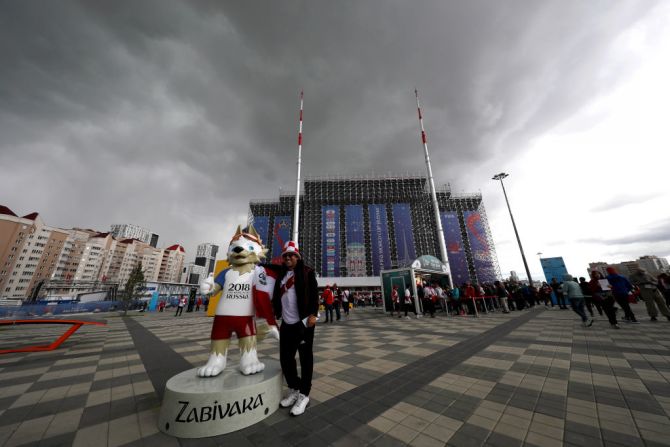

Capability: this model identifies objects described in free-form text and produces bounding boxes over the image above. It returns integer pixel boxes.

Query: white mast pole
[292,90,304,243]
[415,89,451,284]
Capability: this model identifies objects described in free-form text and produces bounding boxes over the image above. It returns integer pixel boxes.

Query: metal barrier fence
[0,301,123,318]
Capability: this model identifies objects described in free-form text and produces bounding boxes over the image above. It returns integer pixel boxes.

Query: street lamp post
[492,173,533,287]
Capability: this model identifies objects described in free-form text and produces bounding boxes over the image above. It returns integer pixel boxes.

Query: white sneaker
[280,389,300,408]
[290,393,309,416]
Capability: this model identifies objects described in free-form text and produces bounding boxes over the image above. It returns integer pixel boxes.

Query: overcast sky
[1,1,668,280]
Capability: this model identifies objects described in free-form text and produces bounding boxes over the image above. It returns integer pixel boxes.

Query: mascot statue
[197,225,278,377]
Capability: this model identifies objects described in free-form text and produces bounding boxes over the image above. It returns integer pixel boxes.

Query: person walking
[579,277,602,317]
[589,270,619,328]
[390,285,400,317]
[658,273,670,307]
[332,283,342,321]
[494,281,510,313]
[272,241,319,417]
[563,274,593,327]
[629,267,670,322]
[342,289,350,316]
[606,267,638,323]
[403,286,416,319]
[551,278,567,309]
[322,285,334,323]
[175,295,186,316]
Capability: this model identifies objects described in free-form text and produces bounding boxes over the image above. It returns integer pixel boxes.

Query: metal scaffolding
[249,173,501,284]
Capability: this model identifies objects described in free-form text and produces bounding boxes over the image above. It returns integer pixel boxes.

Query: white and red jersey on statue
[214,265,277,324]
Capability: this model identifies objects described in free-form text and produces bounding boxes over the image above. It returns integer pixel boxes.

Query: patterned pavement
[1,303,670,446]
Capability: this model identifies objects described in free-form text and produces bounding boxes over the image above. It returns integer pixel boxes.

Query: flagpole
[415,89,451,286]
[292,90,304,243]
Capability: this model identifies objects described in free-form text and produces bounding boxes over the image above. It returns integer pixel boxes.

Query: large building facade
[248,174,501,286]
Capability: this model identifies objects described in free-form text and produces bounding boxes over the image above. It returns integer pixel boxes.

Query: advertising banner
[321,205,340,277]
[251,216,270,247]
[345,205,366,276]
[271,216,292,263]
[441,212,470,285]
[464,211,497,283]
[368,204,391,275]
[392,203,416,266]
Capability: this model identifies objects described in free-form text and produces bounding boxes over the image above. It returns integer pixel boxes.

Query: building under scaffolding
[248,174,501,286]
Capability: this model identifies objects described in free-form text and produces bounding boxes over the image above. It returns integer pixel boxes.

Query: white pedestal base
[158,359,282,438]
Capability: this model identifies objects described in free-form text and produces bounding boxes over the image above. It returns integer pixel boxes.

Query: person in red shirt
[464,282,476,315]
[322,285,335,323]
[391,285,400,317]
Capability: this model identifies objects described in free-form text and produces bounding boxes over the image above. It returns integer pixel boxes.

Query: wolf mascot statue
[198,225,278,377]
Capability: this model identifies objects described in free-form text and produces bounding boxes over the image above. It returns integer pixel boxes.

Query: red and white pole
[292,90,304,243]
[415,89,452,287]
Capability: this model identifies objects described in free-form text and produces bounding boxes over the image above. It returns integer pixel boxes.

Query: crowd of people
[372,266,670,329]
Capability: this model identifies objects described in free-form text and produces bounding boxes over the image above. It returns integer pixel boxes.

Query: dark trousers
[556,293,567,309]
[613,293,636,321]
[175,306,183,316]
[325,304,334,322]
[599,296,618,325]
[280,321,315,396]
[584,296,602,316]
[334,303,341,320]
[569,298,588,322]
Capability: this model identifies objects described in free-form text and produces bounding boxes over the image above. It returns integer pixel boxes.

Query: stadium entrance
[381,255,451,315]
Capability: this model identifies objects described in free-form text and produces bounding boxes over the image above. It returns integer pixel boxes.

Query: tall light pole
[492,173,533,286]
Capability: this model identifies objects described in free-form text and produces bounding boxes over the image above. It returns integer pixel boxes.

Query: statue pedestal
[158,359,282,438]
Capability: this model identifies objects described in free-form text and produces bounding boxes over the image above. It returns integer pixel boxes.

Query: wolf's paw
[240,350,265,375]
[197,353,227,377]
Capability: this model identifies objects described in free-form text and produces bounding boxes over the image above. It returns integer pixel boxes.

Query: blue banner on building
[392,203,416,267]
[368,204,391,275]
[441,212,470,286]
[322,206,340,277]
[464,211,497,283]
[271,216,292,263]
[252,216,270,247]
[345,205,366,276]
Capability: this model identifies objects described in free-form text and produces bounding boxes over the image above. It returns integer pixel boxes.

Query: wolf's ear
[234,225,242,236]
[248,224,259,239]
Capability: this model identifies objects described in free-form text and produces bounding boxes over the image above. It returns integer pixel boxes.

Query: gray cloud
[589,193,661,213]
[0,0,661,255]
[576,219,670,245]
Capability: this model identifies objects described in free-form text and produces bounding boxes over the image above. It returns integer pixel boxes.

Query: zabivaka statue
[198,225,278,377]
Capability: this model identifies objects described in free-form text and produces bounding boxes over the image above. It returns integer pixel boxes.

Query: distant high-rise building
[637,255,669,275]
[195,243,219,275]
[110,224,151,244]
[149,233,159,248]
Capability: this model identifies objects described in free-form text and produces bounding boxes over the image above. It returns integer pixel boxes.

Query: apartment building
[0,206,69,299]
[159,245,185,283]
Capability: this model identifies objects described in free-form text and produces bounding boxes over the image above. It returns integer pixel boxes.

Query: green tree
[123,262,145,315]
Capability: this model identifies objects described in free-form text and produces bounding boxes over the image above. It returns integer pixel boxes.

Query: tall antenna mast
[415,89,451,284]
[292,90,304,243]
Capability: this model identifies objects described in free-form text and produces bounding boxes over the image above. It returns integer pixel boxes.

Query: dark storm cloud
[0,0,660,254]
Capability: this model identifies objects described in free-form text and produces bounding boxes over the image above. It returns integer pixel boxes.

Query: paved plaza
[1,304,670,446]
